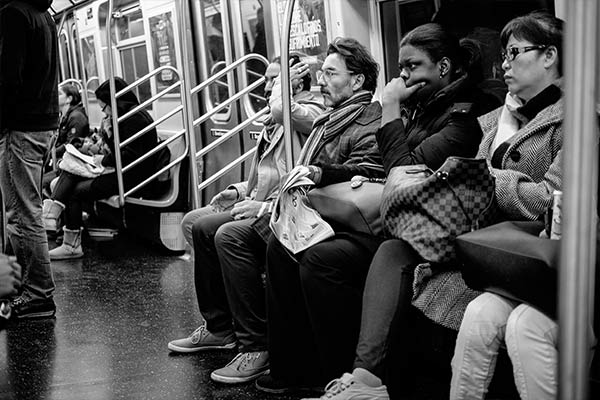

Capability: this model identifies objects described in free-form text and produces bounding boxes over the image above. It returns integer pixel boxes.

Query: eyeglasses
[501,45,547,62]
[316,68,354,82]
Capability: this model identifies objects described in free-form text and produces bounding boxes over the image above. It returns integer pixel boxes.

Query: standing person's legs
[299,233,381,380]
[450,293,518,400]
[0,129,55,317]
[506,304,558,400]
[211,218,270,383]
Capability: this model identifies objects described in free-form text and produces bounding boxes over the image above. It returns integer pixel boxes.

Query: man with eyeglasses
[253,37,385,394]
[167,55,325,385]
[0,0,59,319]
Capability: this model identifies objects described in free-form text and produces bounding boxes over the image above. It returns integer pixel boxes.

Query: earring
[439,71,446,79]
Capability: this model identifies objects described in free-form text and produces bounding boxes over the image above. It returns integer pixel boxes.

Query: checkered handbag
[381,157,498,263]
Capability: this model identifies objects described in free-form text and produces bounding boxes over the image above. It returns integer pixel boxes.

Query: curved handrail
[190,53,268,95]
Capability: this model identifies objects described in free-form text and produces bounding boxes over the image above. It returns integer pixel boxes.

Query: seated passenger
[167,56,325,384]
[44,77,164,260]
[260,26,498,396]
[450,11,564,400]
[42,83,90,222]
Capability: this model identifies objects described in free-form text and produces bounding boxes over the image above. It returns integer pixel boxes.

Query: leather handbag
[457,221,560,318]
[308,179,385,236]
[381,157,498,263]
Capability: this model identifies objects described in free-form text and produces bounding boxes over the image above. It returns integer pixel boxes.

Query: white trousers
[450,293,559,400]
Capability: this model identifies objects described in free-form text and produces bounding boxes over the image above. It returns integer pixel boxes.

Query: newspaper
[270,166,335,254]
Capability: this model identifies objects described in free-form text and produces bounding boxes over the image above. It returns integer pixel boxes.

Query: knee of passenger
[214,224,235,248]
[460,294,510,345]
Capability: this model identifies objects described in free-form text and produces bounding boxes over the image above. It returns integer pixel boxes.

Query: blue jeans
[0,129,55,300]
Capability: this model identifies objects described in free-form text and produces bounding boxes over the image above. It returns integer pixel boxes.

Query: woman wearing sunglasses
[450,11,565,400]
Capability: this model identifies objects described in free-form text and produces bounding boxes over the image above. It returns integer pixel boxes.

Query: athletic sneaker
[11,296,56,319]
[302,368,389,400]
[210,351,269,383]
[167,324,236,353]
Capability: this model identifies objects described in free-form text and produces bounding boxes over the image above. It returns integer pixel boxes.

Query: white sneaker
[302,369,389,400]
[210,351,269,383]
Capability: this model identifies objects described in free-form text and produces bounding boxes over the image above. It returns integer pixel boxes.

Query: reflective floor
[0,235,298,400]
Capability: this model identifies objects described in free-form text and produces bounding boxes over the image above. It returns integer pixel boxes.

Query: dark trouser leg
[265,234,324,385]
[216,218,267,352]
[353,239,422,378]
[299,233,381,380]
[57,174,119,230]
[192,211,235,335]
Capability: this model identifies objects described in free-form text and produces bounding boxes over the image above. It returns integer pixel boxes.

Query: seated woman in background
[450,11,565,400]
[42,84,89,201]
[43,77,163,260]
[263,24,498,395]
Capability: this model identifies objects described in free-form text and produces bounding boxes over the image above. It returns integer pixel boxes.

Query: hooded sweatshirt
[0,0,59,131]
[94,77,162,190]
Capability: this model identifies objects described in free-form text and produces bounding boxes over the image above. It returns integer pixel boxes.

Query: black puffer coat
[377,75,500,173]
[56,103,89,159]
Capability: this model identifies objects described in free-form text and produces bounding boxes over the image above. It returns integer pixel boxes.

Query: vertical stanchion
[176,0,201,210]
[559,1,599,399]
[105,0,125,207]
[280,0,296,171]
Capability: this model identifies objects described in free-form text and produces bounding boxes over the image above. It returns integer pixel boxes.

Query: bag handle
[435,169,496,232]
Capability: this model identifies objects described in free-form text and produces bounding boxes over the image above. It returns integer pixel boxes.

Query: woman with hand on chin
[282,24,500,399]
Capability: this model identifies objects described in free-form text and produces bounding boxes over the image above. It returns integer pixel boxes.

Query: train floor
[0,232,595,400]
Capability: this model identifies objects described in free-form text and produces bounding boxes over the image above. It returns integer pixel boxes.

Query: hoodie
[94,78,163,191]
[0,0,59,132]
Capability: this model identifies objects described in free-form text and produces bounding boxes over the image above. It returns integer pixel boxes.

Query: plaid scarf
[297,90,373,165]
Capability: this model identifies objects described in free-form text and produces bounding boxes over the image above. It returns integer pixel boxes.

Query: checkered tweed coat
[412,99,564,330]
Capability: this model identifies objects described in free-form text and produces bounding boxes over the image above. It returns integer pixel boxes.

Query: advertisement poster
[275,0,328,69]
[150,12,179,92]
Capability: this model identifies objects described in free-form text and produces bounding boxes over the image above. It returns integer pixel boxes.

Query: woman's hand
[290,61,310,91]
[382,77,425,106]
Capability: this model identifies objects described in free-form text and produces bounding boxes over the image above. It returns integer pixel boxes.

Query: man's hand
[210,188,239,212]
[230,199,264,220]
[0,254,21,298]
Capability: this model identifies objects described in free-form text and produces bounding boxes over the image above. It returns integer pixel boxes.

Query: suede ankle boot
[49,227,83,260]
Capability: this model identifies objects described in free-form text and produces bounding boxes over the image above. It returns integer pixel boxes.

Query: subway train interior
[0,0,599,399]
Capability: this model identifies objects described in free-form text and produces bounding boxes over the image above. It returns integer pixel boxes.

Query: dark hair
[289,54,312,91]
[327,37,379,93]
[501,10,563,74]
[400,23,483,84]
[60,84,82,106]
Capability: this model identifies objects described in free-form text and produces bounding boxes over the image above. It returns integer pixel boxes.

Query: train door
[188,0,271,204]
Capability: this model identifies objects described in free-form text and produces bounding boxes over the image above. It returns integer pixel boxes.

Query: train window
[116,6,145,41]
[71,25,81,79]
[59,31,73,81]
[200,0,230,115]
[149,12,180,93]
[119,44,152,103]
[81,36,100,92]
[238,0,268,112]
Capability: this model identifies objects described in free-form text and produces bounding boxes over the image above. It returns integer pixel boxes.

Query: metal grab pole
[559,1,599,399]
[176,0,201,210]
[280,0,296,171]
[105,0,126,207]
